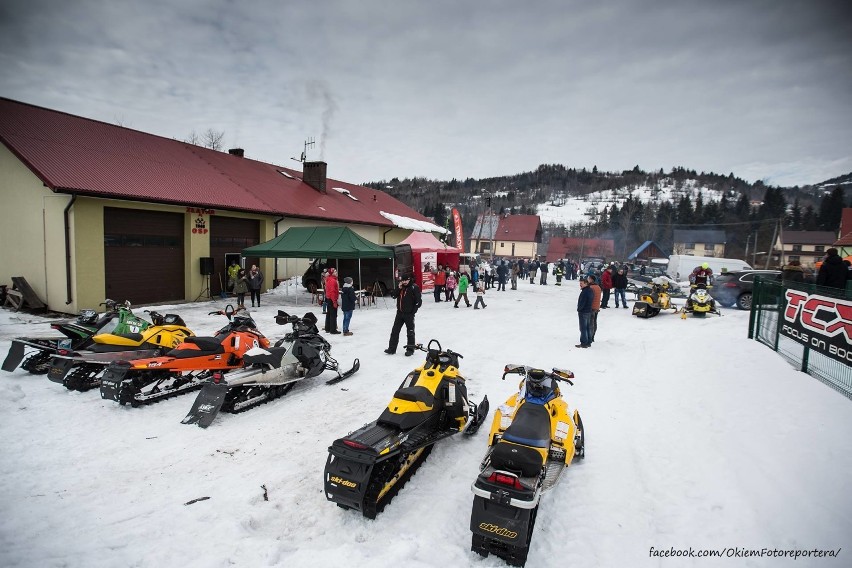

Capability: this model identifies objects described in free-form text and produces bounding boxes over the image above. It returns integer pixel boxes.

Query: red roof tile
[0,97,430,228]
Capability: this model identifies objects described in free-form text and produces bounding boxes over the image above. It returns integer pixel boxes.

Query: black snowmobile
[324,340,489,519]
[181,311,360,428]
[2,300,147,375]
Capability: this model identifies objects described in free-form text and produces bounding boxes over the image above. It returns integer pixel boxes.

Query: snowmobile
[99,305,269,407]
[46,310,194,391]
[680,284,721,318]
[324,340,489,519]
[632,276,680,318]
[181,310,360,428]
[470,364,584,567]
[2,300,149,375]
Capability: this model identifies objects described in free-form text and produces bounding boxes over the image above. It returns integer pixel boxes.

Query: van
[666,254,752,281]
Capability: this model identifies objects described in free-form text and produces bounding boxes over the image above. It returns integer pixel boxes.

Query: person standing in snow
[539,260,548,285]
[600,265,614,308]
[576,278,593,348]
[385,273,422,356]
[248,265,264,307]
[473,279,487,309]
[529,259,538,284]
[445,270,457,303]
[588,274,602,344]
[454,272,471,308]
[612,266,629,308]
[323,268,340,334]
[340,276,357,336]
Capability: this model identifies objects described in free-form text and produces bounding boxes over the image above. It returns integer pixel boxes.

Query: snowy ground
[1,280,850,568]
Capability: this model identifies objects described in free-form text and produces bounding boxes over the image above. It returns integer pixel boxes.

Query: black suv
[712,270,781,310]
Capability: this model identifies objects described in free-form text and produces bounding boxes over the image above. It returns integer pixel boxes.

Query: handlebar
[501,364,574,385]
[405,338,464,360]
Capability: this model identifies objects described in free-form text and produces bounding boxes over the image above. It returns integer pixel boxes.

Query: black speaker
[200,257,214,275]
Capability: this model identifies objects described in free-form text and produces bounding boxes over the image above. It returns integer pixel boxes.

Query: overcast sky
[1,0,850,187]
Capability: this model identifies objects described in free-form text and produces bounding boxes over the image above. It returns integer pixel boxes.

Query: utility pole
[765,219,779,269]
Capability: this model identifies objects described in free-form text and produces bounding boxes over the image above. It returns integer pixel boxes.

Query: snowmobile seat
[171,336,225,356]
[491,440,545,477]
[502,403,552,448]
[391,385,435,407]
[113,332,144,342]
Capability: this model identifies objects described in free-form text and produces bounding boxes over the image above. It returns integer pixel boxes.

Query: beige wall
[470,238,537,259]
[0,144,53,307]
[674,242,725,256]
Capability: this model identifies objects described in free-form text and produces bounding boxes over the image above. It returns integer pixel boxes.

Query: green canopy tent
[241,226,395,293]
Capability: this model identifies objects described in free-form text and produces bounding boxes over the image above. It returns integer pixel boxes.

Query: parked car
[712,270,781,310]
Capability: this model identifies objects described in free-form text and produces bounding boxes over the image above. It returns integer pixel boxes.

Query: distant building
[774,230,839,268]
[627,241,669,263]
[546,236,615,263]
[672,229,726,257]
[833,208,852,258]
[469,214,541,259]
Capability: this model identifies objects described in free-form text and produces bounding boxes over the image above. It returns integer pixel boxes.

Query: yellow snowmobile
[632,276,680,318]
[680,284,721,318]
[470,364,584,567]
[46,310,194,391]
[324,339,489,519]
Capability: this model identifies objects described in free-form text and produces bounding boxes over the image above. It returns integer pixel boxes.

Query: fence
[749,277,852,400]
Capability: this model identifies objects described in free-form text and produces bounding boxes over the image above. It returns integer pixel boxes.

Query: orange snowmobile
[99,305,269,407]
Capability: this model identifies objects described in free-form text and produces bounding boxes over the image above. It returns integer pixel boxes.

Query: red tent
[397,232,461,292]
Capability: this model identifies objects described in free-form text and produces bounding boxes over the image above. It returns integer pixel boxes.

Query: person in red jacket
[324,267,341,334]
[433,264,447,302]
[600,265,614,308]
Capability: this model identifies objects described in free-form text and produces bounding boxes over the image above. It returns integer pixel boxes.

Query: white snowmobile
[181,311,359,428]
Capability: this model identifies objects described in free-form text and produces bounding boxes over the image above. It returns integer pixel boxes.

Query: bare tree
[185,130,200,145]
[201,129,225,151]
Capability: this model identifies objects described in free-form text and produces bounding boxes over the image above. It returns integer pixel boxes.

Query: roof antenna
[291,137,315,162]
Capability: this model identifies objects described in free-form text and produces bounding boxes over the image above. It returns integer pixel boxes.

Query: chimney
[303,161,327,194]
[228,148,244,157]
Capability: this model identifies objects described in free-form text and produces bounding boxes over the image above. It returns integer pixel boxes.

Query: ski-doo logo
[479,523,518,539]
[199,404,216,412]
[147,362,162,367]
[329,476,357,488]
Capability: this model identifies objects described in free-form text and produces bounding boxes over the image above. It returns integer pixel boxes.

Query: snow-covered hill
[537,178,727,227]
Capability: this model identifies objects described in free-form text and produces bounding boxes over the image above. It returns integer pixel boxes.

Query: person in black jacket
[576,279,593,348]
[612,266,629,308]
[340,276,357,336]
[816,248,848,290]
[385,273,423,356]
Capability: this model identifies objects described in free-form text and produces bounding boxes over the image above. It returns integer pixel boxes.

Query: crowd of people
[225,247,850,355]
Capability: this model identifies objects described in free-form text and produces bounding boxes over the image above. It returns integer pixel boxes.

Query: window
[792,244,802,252]
[703,243,715,252]
[500,242,505,248]
[685,243,695,250]
[789,255,800,263]
[814,245,824,253]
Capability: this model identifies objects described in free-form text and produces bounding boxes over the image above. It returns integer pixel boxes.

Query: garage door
[209,216,260,296]
[104,208,185,305]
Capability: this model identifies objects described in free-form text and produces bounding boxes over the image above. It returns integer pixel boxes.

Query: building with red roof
[469,214,542,259]
[0,97,440,311]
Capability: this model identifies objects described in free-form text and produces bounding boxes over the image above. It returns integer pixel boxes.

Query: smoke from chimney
[306,80,337,160]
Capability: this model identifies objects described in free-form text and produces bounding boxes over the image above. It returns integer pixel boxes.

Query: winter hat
[344,276,353,284]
